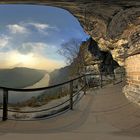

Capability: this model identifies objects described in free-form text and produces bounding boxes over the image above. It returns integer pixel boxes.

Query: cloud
[0,35,10,48]
[7,24,28,34]
[7,22,58,36]
[29,23,49,30]
[28,22,59,34]
[17,42,47,54]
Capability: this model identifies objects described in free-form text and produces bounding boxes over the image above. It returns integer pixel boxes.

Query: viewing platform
[0,83,140,140]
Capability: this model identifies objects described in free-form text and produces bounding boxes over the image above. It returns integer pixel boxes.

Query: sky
[0,4,89,71]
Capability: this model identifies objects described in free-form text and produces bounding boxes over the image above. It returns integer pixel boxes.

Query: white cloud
[29,23,49,30]
[7,22,58,35]
[28,22,59,34]
[18,42,47,54]
[7,24,28,34]
[0,35,10,48]
[28,22,50,35]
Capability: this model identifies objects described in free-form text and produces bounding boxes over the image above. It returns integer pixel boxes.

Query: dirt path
[0,83,140,140]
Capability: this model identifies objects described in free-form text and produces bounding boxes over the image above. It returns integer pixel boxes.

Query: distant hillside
[49,66,70,85]
[18,66,71,107]
[0,67,47,88]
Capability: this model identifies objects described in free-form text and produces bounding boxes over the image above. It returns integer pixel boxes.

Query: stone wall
[124,54,140,105]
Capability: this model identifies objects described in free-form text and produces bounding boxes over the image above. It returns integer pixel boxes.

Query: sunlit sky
[0,4,89,71]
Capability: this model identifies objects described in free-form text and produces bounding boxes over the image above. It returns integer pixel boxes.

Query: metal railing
[0,72,124,121]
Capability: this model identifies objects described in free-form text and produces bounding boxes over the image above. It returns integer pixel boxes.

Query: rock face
[124,54,140,105]
[88,37,120,75]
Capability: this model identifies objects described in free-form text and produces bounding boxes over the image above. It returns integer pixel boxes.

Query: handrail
[0,74,88,92]
[7,85,85,114]
[0,72,125,121]
[8,99,70,113]
[0,72,124,92]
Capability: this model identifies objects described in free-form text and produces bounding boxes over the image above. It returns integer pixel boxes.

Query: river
[0,73,50,103]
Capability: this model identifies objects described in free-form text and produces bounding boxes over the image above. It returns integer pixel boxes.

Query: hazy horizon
[0,66,53,72]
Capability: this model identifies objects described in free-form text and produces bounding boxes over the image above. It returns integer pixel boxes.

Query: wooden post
[3,89,8,121]
[70,81,73,110]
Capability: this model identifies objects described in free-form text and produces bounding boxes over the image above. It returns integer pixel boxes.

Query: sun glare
[14,53,34,65]
[19,54,33,63]
[11,52,34,66]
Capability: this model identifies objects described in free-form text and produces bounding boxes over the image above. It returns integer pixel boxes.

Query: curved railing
[0,72,124,121]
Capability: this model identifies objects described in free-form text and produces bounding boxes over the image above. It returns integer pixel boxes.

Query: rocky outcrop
[88,38,120,75]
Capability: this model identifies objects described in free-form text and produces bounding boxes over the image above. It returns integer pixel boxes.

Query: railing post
[100,73,103,88]
[84,76,86,95]
[70,81,73,110]
[120,72,123,82]
[113,73,116,85]
[3,89,8,121]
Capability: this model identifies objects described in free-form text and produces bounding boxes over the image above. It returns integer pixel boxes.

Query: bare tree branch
[58,38,82,64]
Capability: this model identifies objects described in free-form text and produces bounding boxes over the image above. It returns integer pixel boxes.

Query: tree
[58,38,90,76]
[58,38,82,64]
